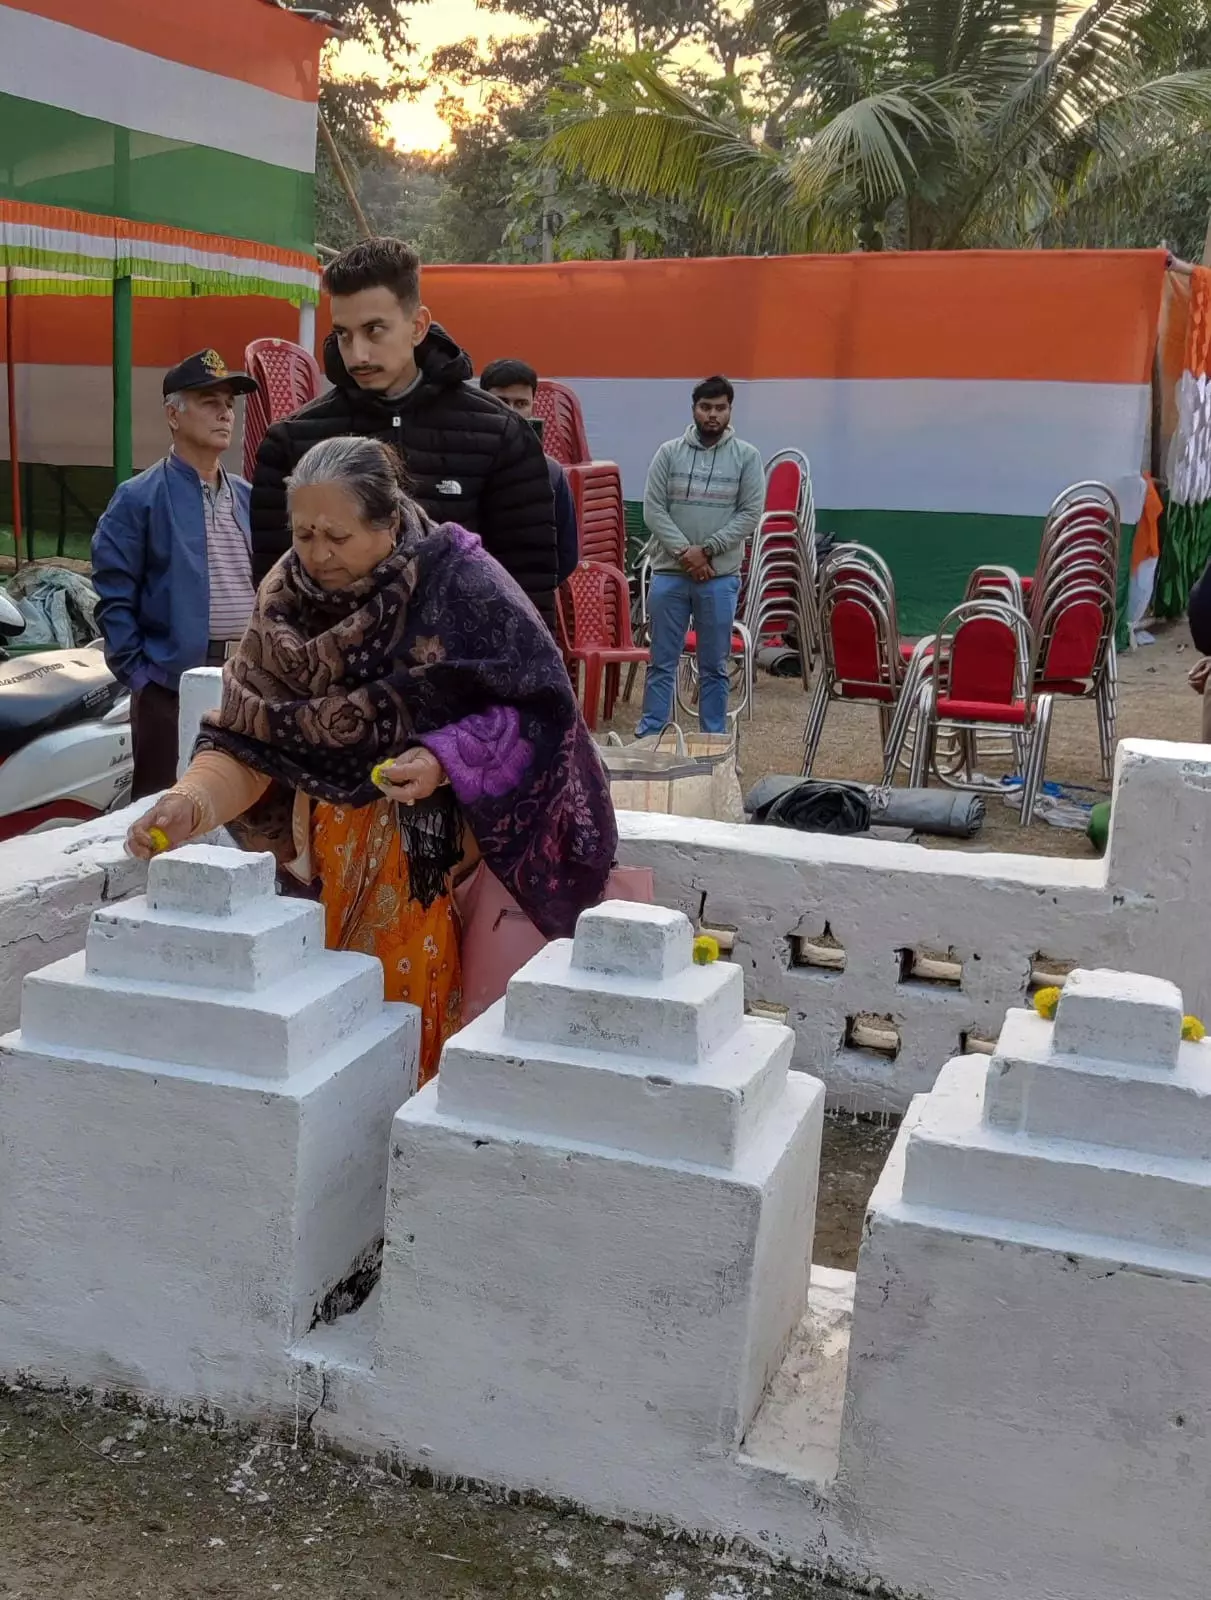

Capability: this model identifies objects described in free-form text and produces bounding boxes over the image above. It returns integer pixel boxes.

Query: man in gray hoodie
[635,375,765,736]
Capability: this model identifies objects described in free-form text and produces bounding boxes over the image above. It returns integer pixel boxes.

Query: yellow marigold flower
[1033,986,1062,1021]
[1182,1015,1206,1043]
[371,760,394,791]
[693,934,720,966]
[147,827,170,855]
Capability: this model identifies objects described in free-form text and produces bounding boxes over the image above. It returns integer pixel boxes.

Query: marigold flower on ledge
[693,934,720,966]
[1033,986,1062,1021]
[1182,1015,1206,1043]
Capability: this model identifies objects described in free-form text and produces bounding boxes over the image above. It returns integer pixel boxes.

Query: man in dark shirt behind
[250,238,558,626]
[480,358,580,585]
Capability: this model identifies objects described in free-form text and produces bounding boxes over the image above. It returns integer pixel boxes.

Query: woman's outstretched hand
[375,748,447,806]
[126,792,198,859]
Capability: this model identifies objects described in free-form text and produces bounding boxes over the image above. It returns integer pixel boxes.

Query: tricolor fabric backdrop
[424,251,1166,633]
[1155,265,1211,617]
[0,0,323,528]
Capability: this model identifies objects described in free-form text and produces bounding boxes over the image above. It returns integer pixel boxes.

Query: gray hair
[286,436,410,530]
[163,392,187,414]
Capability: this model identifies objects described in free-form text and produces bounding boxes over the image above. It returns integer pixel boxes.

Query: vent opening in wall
[898,946,963,989]
[1029,954,1077,993]
[961,1029,997,1055]
[845,1013,902,1060]
[789,920,846,974]
[747,998,790,1025]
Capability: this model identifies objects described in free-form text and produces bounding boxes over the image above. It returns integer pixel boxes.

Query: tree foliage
[542,0,1211,252]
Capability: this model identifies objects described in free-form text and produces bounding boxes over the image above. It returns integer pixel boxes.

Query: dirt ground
[0,1119,891,1600]
[0,1385,875,1600]
[606,621,1202,858]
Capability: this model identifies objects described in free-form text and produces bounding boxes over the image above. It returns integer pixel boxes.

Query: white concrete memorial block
[841,969,1211,1600]
[1052,966,1183,1067]
[0,846,419,1415]
[300,900,826,1518]
[571,899,692,980]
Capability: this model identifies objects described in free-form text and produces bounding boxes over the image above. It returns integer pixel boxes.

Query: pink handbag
[453,862,655,1024]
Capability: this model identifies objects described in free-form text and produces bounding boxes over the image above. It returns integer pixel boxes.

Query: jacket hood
[323,320,474,397]
[683,422,736,451]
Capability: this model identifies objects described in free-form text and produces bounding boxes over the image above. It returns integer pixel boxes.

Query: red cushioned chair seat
[1038,677,1089,695]
[683,631,747,654]
[936,697,1028,726]
[839,682,896,703]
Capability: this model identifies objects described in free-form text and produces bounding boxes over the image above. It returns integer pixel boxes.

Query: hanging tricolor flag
[0,0,325,475]
[0,0,323,280]
[1156,265,1211,617]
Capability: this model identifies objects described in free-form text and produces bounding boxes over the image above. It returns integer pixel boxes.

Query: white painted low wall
[616,737,1211,1111]
[0,811,148,1036]
[10,670,1211,1118]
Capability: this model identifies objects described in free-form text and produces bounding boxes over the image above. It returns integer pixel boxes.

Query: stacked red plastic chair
[557,561,648,731]
[242,338,324,479]
[532,380,591,467]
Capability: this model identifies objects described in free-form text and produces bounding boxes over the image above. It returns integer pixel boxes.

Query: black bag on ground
[746,778,872,835]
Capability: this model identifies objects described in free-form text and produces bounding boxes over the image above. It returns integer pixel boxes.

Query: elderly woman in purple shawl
[126,435,617,1084]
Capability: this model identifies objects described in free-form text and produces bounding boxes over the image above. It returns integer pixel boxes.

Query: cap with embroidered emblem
[163,350,258,398]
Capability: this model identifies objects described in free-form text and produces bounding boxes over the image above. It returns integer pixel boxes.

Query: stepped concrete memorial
[0,836,1209,1598]
[842,967,1211,1600]
[296,899,830,1535]
[0,844,418,1414]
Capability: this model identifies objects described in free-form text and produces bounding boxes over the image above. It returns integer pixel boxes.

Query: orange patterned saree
[311,796,461,1087]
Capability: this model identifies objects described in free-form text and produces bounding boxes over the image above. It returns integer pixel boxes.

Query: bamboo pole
[318,115,372,239]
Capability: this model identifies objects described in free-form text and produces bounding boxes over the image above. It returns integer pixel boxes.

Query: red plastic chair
[558,561,649,731]
[566,462,625,570]
[242,338,324,478]
[534,380,591,467]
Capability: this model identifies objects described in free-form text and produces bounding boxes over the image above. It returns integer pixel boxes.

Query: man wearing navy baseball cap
[92,350,259,797]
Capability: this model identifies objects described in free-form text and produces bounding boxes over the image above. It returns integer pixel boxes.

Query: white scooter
[0,592,133,840]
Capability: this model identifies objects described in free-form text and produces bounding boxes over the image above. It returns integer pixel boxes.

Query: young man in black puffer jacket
[250,238,558,627]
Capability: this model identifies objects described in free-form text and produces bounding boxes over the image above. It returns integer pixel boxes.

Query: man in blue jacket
[92,350,258,798]
[480,358,580,585]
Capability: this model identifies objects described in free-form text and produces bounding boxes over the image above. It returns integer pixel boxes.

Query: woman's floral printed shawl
[196,519,617,939]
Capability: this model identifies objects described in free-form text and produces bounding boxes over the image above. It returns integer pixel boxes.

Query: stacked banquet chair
[738,448,820,685]
[905,599,1055,827]
[241,338,325,478]
[801,544,922,778]
[646,448,819,724]
[962,481,1120,780]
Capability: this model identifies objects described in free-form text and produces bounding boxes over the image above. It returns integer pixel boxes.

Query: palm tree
[542,0,1211,252]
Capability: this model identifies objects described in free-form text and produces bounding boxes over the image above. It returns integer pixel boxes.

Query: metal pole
[112,123,134,487]
[298,301,317,356]
[4,270,22,569]
[112,274,134,486]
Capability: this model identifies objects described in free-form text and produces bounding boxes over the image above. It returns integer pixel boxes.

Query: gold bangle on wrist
[167,782,213,837]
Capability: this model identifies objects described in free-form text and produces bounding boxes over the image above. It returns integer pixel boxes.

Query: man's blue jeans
[637,571,741,736]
